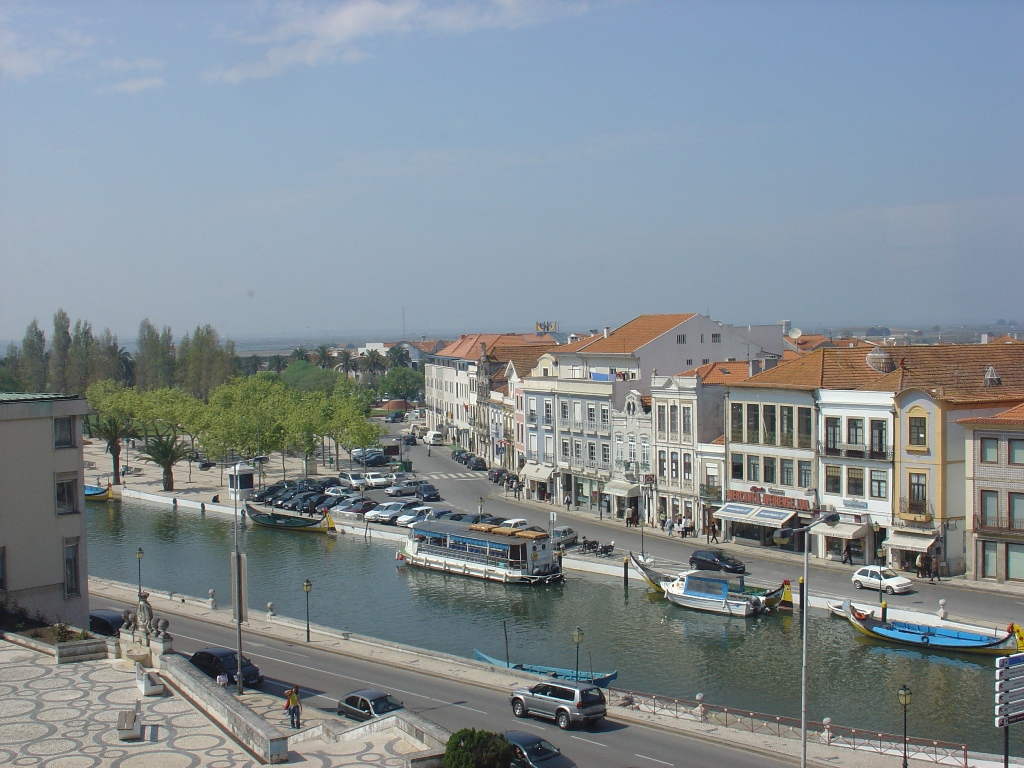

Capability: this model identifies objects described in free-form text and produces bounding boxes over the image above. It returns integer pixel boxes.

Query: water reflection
[87,500,1016,755]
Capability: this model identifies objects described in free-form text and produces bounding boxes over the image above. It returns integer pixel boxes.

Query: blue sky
[1,0,1021,343]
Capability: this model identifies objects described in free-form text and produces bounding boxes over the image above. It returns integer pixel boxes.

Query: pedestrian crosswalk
[419,472,486,481]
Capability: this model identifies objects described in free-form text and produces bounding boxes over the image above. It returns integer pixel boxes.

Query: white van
[424,431,443,446]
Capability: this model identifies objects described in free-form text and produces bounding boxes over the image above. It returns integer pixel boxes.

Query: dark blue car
[189,647,264,688]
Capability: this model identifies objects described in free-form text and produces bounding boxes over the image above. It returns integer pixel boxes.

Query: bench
[136,662,165,696]
[117,700,142,741]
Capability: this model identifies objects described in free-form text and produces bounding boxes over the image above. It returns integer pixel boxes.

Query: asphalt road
[94,590,799,768]
[383,427,1021,627]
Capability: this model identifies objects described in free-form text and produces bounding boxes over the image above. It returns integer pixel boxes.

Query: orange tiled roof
[676,360,752,385]
[494,346,552,376]
[988,334,1023,345]
[731,348,883,391]
[956,402,1024,426]
[436,333,555,360]
[795,334,832,352]
[408,339,446,352]
[782,349,803,361]
[557,314,697,355]
[710,435,726,445]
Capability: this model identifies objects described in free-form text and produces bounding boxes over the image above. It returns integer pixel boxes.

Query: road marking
[570,735,606,747]
[635,755,673,766]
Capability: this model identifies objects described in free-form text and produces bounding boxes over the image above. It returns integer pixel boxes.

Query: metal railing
[974,512,1024,535]
[899,497,934,520]
[819,441,894,461]
[605,689,967,767]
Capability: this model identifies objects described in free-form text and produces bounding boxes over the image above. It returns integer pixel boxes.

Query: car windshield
[880,568,899,579]
[523,740,559,759]
[580,688,605,706]
[371,695,403,714]
[719,553,740,563]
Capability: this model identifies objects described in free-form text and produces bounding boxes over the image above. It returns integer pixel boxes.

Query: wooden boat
[631,552,788,610]
[84,483,112,501]
[827,600,875,620]
[244,502,335,532]
[839,600,1024,656]
[661,570,766,617]
[473,649,618,688]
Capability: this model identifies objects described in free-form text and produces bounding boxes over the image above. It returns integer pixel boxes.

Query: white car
[365,501,419,524]
[851,565,913,595]
[364,472,391,489]
[325,486,357,498]
[498,518,530,530]
[396,506,434,527]
[550,526,578,548]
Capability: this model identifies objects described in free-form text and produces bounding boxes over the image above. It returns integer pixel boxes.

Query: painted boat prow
[473,649,618,687]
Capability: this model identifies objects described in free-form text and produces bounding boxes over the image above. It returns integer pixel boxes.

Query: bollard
[798,576,805,612]
[822,717,832,745]
[623,557,629,588]
[880,600,888,623]
[208,589,217,610]
[937,598,947,621]
[695,692,705,723]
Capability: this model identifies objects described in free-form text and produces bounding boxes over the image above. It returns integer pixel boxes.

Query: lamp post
[232,465,244,695]
[135,548,144,596]
[772,511,840,768]
[872,522,883,603]
[897,685,912,768]
[303,579,313,642]
[572,627,584,683]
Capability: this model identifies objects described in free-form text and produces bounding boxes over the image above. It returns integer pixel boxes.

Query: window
[587,404,595,423]
[908,473,927,514]
[600,406,609,425]
[54,416,75,449]
[1012,493,1024,530]
[658,450,667,478]
[780,459,794,486]
[981,438,999,463]
[762,406,776,445]
[847,467,864,497]
[982,541,998,579]
[798,460,812,488]
[543,400,552,424]
[797,407,812,449]
[574,441,582,459]
[981,490,999,526]
[825,417,841,450]
[870,470,888,499]
[763,456,776,484]
[601,444,610,463]
[527,397,537,422]
[686,359,693,367]
[730,404,744,442]
[702,359,710,365]
[55,474,78,515]
[588,442,596,461]
[683,453,692,480]
[676,334,686,344]
[64,537,81,597]
[746,404,760,444]
[669,405,679,434]
[870,420,887,455]
[747,455,760,482]
[731,453,744,480]
[671,452,679,479]
[1011,440,1024,465]
[628,435,637,461]
[615,436,624,461]
[682,407,692,435]
[909,416,927,446]
[825,465,842,494]
[780,407,794,447]
[561,440,570,459]
[560,400,569,420]
[641,439,650,467]
[711,333,721,343]
[848,418,864,447]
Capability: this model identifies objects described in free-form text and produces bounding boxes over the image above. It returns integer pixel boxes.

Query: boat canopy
[412,520,545,547]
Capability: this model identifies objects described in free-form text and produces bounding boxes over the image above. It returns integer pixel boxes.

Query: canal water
[88,500,1013,755]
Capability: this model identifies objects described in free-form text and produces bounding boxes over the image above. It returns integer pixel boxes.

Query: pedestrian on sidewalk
[915,552,924,578]
[710,521,719,544]
[659,512,667,532]
[216,671,228,688]
[930,554,941,583]
[841,543,853,565]
[564,493,572,511]
[284,685,302,729]
[427,446,431,457]
[921,552,932,581]
[666,517,675,537]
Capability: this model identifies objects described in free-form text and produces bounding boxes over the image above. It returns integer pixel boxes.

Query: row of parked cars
[449,447,487,471]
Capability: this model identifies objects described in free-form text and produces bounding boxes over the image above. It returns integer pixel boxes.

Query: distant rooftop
[0,392,84,403]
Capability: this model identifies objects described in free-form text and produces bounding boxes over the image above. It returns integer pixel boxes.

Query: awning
[883,531,937,553]
[520,463,554,483]
[603,480,641,498]
[820,521,872,541]
[713,503,798,529]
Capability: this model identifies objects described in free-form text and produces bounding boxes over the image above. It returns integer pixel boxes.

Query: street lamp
[135,548,144,596]
[772,511,840,768]
[872,522,883,603]
[897,685,912,768]
[478,496,484,516]
[232,465,245,695]
[303,579,313,643]
[572,627,584,683]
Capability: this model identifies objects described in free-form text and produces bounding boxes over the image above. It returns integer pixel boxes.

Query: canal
[87,499,1015,755]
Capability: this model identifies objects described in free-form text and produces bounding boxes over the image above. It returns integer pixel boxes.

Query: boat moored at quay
[399,521,564,584]
[243,501,336,532]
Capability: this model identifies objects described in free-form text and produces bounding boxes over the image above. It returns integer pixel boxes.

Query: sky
[1,0,1022,345]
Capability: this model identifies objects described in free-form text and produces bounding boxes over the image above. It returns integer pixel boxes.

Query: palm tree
[268,354,286,373]
[117,347,136,388]
[334,349,356,377]
[291,346,310,364]
[359,349,387,376]
[91,415,137,485]
[137,433,192,491]
[311,345,331,369]
[385,345,411,370]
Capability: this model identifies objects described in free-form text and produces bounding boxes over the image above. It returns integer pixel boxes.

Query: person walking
[930,553,941,583]
[427,445,431,457]
[284,685,302,729]
[666,516,675,538]
[564,493,572,511]
[710,520,720,544]
[841,543,853,565]
[915,552,924,578]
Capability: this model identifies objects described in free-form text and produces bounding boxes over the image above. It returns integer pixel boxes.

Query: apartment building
[0,393,91,628]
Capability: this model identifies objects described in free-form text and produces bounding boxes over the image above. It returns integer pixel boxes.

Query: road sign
[995,652,1024,727]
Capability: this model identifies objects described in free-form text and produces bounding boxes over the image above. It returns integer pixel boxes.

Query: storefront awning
[520,463,554,483]
[883,530,937,553]
[821,521,872,540]
[603,479,641,498]
[713,503,798,529]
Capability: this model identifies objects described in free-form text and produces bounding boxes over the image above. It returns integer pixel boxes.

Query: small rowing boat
[473,649,618,688]
[244,502,335,532]
[630,552,789,610]
[838,600,1024,656]
[661,570,766,617]
[84,483,112,501]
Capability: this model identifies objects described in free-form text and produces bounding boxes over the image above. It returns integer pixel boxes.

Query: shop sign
[727,489,810,511]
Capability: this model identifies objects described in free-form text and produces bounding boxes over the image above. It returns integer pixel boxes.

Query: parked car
[250,481,292,503]
[509,680,606,730]
[351,448,382,461]
[446,512,471,522]
[415,484,441,502]
[426,507,454,520]
[338,471,368,490]
[281,491,320,511]
[451,448,468,462]
[317,495,352,513]
[852,565,913,595]
[689,549,746,574]
[550,526,578,548]
[359,453,388,467]
[384,412,405,423]
[365,500,420,524]
[504,731,577,768]
[189,647,263,687]
[338,689,404,722]
[324,485,356,497]
[478,516,507,526]
[458,453,476,465]
[272,489,304,508]
[467,457,487,471]
[402,434,417,445]
[396,506,433,527]
[488,468,509,483]
[423,431,443,446]
[89,608,125,637]
[386,472,409,485]
[364,472,391,489]
[386,479,430,497]
[499,518,529,530]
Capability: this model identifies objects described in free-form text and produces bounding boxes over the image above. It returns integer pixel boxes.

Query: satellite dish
[788,328,803,340]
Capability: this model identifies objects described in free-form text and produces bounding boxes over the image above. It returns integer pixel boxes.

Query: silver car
[509,681,606,730]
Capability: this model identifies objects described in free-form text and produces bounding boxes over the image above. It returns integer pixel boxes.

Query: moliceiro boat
[400,521,564,584]
[631,552,788,610]
[84,483,113,501]
[660,570,766,617]
[473,649,618,688]
[243,502,335,532]
[839,600,1024,656]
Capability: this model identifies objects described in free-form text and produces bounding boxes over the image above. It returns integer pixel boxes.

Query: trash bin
[401,460,412,472]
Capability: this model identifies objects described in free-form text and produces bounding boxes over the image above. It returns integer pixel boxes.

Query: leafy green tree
[442,729,514,768]
[287,391,330,472]
[117,347,136,388]
[385,345,411,370]
[134,319,176,390]
[20,319,47,392]
[377,367,424,403]
[66,320,94,394]
[177,325,235,400]
[91,328,123,385]
[48,309,72,393]
[137,433,192,491]
[88,415,137,484]
[291,346,310,364]
[280,359,345,394]
[1,343,24,392]
[204,374,289,482]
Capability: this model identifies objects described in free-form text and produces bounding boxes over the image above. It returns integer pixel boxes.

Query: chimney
[748,359,763,377]
[763,357,779,370]
[981,333,990,344]
[603,327,611,338]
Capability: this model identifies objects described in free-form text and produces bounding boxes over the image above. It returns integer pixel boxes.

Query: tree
[334,348,356,377]
[268,354,286,373]
[48,309,72,393]
[177,325,235,400]
[310,345,332,369]
[117,347,136,388]
[291,346,310,364]
[87,380,139,484]
[1,342,24,392]
[67,320,94,394]
[385,345,411,370]
[359,349,387,376]
[137,433,192,491]
[376,367,424,403]
[442,729,514,768]
[134,319,176,390]
[20,319,47,392]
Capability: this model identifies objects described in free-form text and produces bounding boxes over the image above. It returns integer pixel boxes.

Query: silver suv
[385,478,429,497]
[509,681,606,730]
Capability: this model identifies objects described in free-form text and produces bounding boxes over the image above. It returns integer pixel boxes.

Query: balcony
[819,441,893,461]
[526,449,539,462]
[526,414,537,425]
[542,417,553,427]
[541,452,555,464]
[974,513,1024,538]
[898,497,934,523]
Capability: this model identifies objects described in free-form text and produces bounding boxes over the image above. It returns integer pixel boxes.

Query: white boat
[660,570,766,617]
[399,521,564,585]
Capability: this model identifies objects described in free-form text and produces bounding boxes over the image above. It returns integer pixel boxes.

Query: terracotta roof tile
[956,402,1024,426]
[989,334,1024,345]
[710,435,726,445]
[676,360,752,385]
[435,333,556,360]
[559,314,697,355]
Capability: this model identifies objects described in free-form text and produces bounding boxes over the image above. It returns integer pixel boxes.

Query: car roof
[90,608,123,620]
[504,730,544,747]
[199,647,239,659]
[348,688,388,699]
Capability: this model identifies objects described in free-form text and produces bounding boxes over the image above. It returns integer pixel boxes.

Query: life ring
[921,635,929,645]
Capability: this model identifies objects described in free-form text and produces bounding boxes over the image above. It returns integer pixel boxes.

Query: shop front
[604,479,641,520]
[883,529,938,572]
[713,502,799,547]
[520,463,554,502]
[820,517,873,564]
